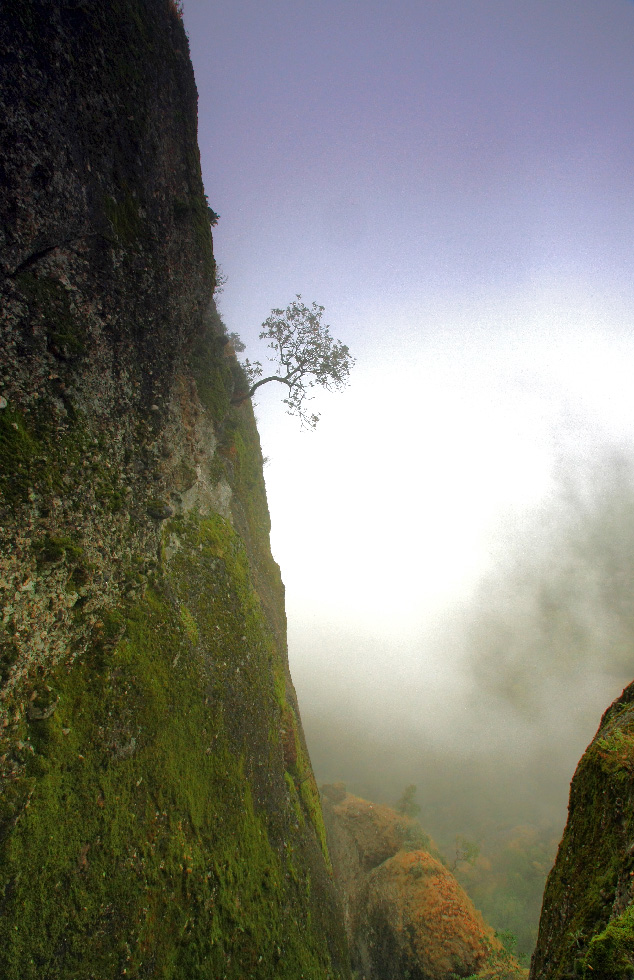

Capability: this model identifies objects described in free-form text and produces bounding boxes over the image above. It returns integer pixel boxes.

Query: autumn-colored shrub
[324,792,526,980]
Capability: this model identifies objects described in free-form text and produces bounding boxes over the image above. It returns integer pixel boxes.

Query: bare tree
[231,296,354,428]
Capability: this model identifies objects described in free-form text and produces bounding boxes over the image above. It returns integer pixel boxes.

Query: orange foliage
[329,792,431,871]
[325,791,526,979]
[367,849,499,977]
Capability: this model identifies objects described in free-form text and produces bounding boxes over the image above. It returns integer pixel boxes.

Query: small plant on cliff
[231,296,354,428]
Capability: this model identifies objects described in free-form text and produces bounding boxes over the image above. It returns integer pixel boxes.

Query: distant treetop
[395,784,421,818]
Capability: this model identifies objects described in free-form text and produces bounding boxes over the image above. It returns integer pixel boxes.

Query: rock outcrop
[322,786,525,980]
[0,2,349,977]
[530,682,634,980]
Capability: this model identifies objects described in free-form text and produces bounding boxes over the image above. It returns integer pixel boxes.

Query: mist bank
[291,444,634,960]
[294,444,634,847]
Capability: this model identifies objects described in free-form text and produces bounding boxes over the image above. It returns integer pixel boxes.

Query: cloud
[464,445,634,716]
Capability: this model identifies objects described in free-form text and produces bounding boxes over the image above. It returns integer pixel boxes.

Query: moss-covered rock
[0,1,349,976]
[322,790,525,980]
[529,682,634,980]
[0,539,346,978]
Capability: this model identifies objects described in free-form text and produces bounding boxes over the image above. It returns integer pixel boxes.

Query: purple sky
[181,0,634,822]
[184,0,634,342]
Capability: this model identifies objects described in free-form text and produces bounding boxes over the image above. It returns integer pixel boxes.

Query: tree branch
[231,374,293,405]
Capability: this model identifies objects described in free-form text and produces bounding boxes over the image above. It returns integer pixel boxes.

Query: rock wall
[530,682,634,980]
[322,786,524,980]
[0,2,349,977]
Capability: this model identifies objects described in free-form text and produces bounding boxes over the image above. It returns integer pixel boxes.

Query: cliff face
[322,786,525,980]
[0,3,349,977]
[530,682,634,980]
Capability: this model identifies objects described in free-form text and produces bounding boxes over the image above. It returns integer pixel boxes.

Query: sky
[181,0,634,844]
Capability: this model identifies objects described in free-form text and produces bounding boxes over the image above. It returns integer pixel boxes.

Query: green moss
[531,698,634,978]
[179,604,199,645]
[594,727,634,779]
[583,905,634,978]
[0,626,20,686]
[146,497,173,520]
[277,700,331,871]
[273,668,287,711]
[34,534,84,567]
[190,303,234,424]
[285,772,305,828]
[230,417,273,543]
[0,406,41,505]
[0,575,340,979]
[0,394,126,518]
[165,512,277,677]
[223,407,287,651]
[98,485,126,513]
[296,743,332,872]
